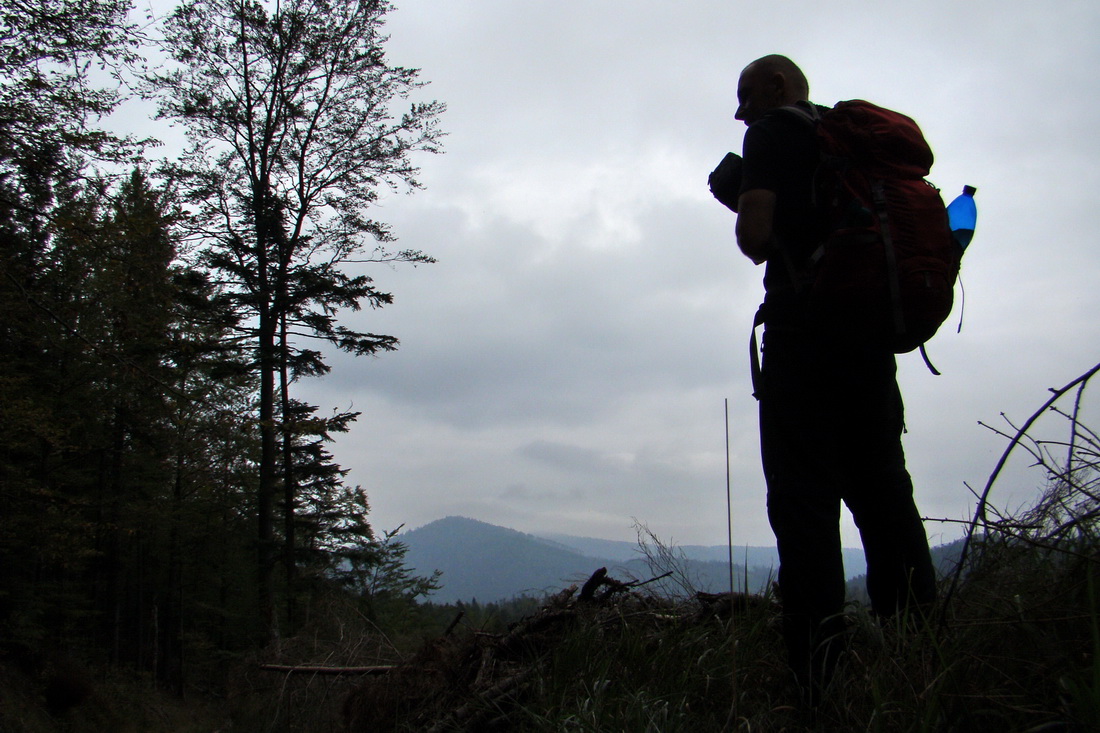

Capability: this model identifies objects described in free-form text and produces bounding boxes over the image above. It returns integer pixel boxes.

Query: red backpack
[786,100,961,360]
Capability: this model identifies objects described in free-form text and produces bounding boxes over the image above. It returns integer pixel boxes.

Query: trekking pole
[726,399,735,596]
[725,398,739,726]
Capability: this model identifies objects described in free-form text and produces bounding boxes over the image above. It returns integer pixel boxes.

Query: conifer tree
[0,0,145,655]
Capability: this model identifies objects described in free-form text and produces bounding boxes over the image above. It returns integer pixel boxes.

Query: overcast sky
[141,0,1100,549]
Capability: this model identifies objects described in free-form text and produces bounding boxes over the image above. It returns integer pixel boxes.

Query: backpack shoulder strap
[772,102,824,126]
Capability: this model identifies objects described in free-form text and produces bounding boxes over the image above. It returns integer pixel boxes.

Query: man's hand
[735,188,777,264]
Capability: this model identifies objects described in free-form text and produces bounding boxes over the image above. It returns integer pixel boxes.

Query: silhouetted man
[730,54,937,699]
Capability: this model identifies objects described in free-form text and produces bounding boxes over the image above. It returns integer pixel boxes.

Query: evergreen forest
[0,0,448,723]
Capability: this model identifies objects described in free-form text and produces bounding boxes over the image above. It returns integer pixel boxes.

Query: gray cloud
[292,0,1100,548]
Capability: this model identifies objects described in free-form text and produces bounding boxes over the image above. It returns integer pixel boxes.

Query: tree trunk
[256,195,279,644]
[280,314,298,630]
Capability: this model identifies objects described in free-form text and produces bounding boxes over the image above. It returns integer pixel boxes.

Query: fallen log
[259,663,396,676]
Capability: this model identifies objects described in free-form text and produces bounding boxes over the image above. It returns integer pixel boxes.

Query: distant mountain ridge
[398,516,869,604]
[398,517,602,604]
[538,531,841,570]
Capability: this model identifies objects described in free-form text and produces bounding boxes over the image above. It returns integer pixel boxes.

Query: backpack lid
[824,100,934,178]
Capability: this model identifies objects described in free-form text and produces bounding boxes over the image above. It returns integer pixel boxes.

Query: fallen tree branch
[940,360,1100,627]
[628,570,675,588]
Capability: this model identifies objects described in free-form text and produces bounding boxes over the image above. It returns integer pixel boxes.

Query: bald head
[735,55,810,126]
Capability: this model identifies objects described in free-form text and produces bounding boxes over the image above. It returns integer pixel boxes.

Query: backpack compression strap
[871,180,907,338]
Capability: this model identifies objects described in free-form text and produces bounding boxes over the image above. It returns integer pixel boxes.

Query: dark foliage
[0,0,443,723]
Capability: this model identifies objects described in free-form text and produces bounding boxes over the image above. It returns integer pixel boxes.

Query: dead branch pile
[340,568,772,732]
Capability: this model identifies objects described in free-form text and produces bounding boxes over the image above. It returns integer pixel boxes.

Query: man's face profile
[735,67,774,125]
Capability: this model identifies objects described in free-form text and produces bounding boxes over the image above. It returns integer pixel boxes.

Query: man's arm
[735,188,776,265]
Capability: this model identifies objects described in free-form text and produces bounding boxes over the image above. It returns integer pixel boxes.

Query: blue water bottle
[946,185,977,252]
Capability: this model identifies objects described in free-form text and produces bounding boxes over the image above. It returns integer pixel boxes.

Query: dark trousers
[758,328,937,685]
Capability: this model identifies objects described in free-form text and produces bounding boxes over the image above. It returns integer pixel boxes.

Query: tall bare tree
[146,0,444,640]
